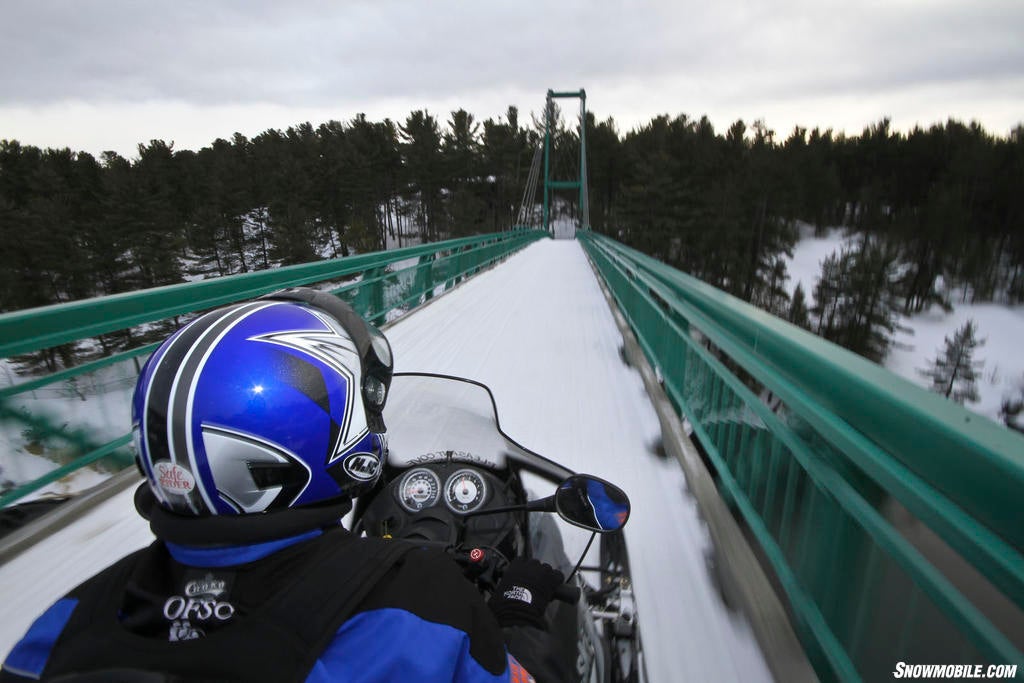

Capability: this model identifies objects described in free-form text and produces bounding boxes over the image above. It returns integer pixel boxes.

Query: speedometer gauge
[445,469,487,514]
[398,469,441,512]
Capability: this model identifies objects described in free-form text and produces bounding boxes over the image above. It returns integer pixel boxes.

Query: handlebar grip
[554,582,581,604]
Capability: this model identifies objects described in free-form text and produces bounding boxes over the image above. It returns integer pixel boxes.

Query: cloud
[4,0,1013,104]
[1,0,1021,154]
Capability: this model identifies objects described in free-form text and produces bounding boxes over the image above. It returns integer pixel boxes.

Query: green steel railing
[0,230,547,508]
[580,231,1024,682]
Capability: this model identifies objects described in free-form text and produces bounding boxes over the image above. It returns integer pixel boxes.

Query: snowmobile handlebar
[553,582,582,604]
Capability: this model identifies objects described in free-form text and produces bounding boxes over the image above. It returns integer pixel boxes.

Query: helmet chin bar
[262,288,393,434]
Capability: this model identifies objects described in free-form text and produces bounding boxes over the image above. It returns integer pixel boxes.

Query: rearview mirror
[555,474,630,533]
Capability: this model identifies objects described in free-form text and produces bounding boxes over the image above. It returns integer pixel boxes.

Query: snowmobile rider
[0,288,567,683]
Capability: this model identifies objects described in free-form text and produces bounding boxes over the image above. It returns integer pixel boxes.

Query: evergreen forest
[2,108,1022,370]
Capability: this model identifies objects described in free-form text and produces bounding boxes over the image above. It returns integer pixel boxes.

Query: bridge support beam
[542,89,589,235]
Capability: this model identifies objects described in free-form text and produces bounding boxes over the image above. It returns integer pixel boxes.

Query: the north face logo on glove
[502,586,533,604]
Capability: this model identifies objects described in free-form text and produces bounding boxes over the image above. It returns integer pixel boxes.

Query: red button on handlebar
[469,548,485,563]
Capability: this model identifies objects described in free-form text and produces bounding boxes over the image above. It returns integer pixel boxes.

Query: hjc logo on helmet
[154,461,196,495]
[343,452,381,481]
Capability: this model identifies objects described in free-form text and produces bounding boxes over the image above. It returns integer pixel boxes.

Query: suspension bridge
[0,91,1021,682]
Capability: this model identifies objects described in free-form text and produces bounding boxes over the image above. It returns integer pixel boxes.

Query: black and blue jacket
[0,526,541,682]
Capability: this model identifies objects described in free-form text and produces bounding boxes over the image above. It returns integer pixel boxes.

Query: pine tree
[809,240,902,362]
[481,107,535,232]
[128,140,186,286]
[751,256,791,316]
[788,282,811,329]
[840,238,902,362]
[443,109,484,237]
[920,320,985,404]
[999,376,1024,433]
[400,110,444,240]
[811,249,849,337]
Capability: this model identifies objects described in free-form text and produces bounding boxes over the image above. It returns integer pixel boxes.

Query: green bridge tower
[542,88,590,235]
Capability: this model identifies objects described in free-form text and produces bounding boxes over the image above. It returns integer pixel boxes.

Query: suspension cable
[516,145,543,229]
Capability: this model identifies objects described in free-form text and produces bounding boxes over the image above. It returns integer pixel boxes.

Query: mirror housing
[554,474,630,533]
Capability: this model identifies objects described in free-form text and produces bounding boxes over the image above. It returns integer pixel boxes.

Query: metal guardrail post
[356,267,386,322]
[415,254,436,301]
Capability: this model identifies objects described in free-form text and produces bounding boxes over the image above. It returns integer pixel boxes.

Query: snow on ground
[785,222,856,299]
[886,303,1024,422]
[785,225,1024,426]
[0,450,107,499]
[387,238,769,682]
[0,239,770,682]
[1,360,138,502]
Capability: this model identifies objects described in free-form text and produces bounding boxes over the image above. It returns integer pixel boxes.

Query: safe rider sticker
[154,461,196,495]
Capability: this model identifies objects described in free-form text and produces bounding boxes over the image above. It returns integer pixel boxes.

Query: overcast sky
[1,0,1022,157]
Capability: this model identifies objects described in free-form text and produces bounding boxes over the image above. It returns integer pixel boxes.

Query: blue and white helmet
[131,289,392,516]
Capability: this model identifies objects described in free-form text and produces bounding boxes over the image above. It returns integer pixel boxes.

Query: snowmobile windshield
[383,373,511,469]
[382,373,574,482]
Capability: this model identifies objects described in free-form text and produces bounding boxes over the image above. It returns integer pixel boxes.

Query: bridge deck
[0,239,770,681]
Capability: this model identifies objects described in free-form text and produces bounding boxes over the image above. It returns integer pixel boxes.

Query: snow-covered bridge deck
[0,239,770,682]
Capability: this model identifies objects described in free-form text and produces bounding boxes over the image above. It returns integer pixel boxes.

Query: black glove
[488,558,565,630]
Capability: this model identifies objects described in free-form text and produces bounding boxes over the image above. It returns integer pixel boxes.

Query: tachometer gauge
[398,469,441,512]
[445,469,487,514]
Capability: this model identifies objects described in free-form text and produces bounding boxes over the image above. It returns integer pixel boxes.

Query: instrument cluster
[397,466,490,514]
